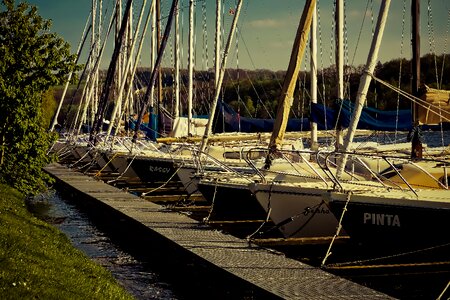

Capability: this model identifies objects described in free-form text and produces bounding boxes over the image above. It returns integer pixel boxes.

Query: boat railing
[318,150,343,190]
[189,147,256,182]
[333,150,450,192]
[381,158,419,197]
[253,148,450,193]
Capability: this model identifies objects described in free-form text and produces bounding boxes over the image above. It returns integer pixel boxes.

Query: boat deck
[44,163,393,299]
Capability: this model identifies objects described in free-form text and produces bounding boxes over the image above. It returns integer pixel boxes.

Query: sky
[21,0,450,72]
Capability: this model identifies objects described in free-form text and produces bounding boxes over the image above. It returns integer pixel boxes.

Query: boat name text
[363,213,400,227]
[148,166,171,173]
[303,206,329,216]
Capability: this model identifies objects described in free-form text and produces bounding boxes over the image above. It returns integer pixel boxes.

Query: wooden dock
[44,163,394,299]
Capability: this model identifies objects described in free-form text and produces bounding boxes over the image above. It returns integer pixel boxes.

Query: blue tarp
[131,100,414,137]
[218,102,310,132]
[219,100,413,133]
[311,100,413,131]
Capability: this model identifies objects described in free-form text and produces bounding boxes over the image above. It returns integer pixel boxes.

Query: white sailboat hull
[250,183,342,238]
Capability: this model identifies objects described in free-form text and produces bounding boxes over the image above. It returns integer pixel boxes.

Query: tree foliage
[0,0,78,195]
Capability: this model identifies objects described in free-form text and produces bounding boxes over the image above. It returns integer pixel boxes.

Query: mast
[188,0,195,136]
[114,0,155,136]
[91,0,98,128]
[411,0,422,159]
[264,0,316,169]
[155,0,162,137]
[199,0,243,154]
[49,14,91,132]
[115,0,123,125]
[173,0,180,119]
[215,0,221,88]
[149,0,156,119]
[90,0,133,142]
[106,0,148,138]
[310,5,318,150]
[75,5,117,135]
[336,0,391,178]
[335,0,344,150]
[132,0,179,143]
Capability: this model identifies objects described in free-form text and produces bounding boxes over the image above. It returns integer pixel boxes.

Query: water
[29,191,179,300]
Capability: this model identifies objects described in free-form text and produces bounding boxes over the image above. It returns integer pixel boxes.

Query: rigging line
[317,0,329,140]
[83,0,119,137]
[427,0,440,89]
[50,16,92,132]
[342,0,351,100]
[395,0,407,143]
[235,25,282,90]
[350,1,370,67]
[233,27,276,118]
[439,9,450,90]
[370,75,450,123]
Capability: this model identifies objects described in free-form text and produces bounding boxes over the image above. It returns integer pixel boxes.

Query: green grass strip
[0,184,134,299]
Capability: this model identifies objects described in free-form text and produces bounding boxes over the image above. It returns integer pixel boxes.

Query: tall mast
[90,0,133,142]
[116,0,123,120]
[49,13,91,132]
[173,0,180,119]
[336,0,391,178]
[115,0,155,135]
[411,0,422,159]
[91,0,98,128]
[199,0,243,154]
[132,0,179,143]
[335,0,344,150]
[188,0,195,136]
[310,5,318,150]
[215,0,221,88]
[149,0,156,112]
[156,0,162,137]
[106,0,148,138]
[264,0,316,169]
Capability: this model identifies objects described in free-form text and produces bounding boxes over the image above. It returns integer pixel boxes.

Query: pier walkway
[44,163,393,299]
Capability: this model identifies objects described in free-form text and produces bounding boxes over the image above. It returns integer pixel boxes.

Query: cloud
[248,18,285,29]
[347,9,372,19]
[268,41,288,49]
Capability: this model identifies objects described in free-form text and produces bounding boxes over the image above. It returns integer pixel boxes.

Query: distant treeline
[55,53,449,124]
[134,53,450,119]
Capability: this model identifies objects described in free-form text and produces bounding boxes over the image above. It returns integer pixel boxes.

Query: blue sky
[24,0,450,71]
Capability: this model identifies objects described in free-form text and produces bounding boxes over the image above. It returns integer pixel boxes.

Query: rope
[325,241,450,269]
[321,191,352,267]
[437,281,450,300]
[141,164,182,196]
[107,153,136,184]
[94,151,120,177]
[246,182,275,240]
[203,178,218,224]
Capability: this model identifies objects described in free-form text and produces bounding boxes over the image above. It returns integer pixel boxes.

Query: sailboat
[244,0,352,240]
[327,0,450,249]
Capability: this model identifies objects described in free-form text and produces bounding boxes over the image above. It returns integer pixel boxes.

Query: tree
[0,0,78,195]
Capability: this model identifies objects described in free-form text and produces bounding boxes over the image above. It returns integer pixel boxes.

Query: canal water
[30,190,180,300]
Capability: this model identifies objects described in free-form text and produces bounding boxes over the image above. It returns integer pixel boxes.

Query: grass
[0,184,134,300]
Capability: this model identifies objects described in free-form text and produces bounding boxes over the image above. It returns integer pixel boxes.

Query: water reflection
[32,190,179,300]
